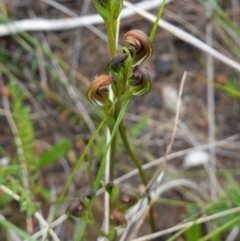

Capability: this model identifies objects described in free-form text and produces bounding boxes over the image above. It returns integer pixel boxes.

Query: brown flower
[124,29,153,66]
[129,65,152,95]
[86,75,112,106]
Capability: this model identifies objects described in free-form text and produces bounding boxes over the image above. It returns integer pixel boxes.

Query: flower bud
[124,29,153,66]
[108,48,132,83]
[86,75,112,106]
[106,181,115,193]
[129,66,152,96]
[110,209,127,227]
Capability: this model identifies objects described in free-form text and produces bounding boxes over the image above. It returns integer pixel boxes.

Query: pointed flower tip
[86,75,112,107]
[124,29,153,66]
[108,50,132,83]
[109,53,128,71]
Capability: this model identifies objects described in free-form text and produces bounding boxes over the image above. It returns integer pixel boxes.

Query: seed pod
[86,75,112,106]
[129,65,152,96]
[110,209,127,227]
[120,192,138,208]
[124,29,153,66]
[66,200,85,218]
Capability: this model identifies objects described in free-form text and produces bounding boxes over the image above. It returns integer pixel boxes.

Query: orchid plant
[66,0,166,239]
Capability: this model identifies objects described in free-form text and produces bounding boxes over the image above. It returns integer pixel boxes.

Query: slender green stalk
[149,0,166,41]
[94,99,130,193]
[118,120,156,233]
[74,221,87,241]
[74,100,130,240]
[119,121,147,184]
[106,18,119,181]
[198,214,240,241]
[106,21,118,56]
[109,133,117,180]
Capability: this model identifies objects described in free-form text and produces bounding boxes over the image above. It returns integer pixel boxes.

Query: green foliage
[198,215,240,241]
[19,189,40,217]
[0,165,21,207]
[185,223,202,241]
[9,78,37,171]
[224,78,240,98]
[185,175,240,240]
[206,175,240,226]
[38,140,71,168]
[2,78,71,218]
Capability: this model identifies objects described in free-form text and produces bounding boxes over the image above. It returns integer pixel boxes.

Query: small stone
[183,150,209,169]
[162,85,186,115]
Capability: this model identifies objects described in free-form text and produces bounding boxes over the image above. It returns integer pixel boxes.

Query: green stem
[106,20,117,56]
[94,99,130,194]
[74,221,86,241]
[118,120,156,233]
[149,0,166,41]
[109,132,117,180]
[119,121,147,184]
[105,19,118,180]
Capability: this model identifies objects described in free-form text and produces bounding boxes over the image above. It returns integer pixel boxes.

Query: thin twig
[29,215,67,240]
[205,2,219,199]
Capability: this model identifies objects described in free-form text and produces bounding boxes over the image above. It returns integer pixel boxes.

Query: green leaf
[205,175,240,227]
[198,215,240,241]
[110,0,123,20]
[38,140,71,168]
[93,1,110,21]
[225,78,240,98]
[185,223,202,241]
